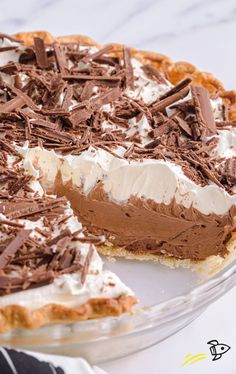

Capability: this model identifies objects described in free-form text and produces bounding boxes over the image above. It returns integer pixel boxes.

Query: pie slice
[0,142,136,333]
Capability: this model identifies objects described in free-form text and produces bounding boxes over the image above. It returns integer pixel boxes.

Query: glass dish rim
[3,257,236,344]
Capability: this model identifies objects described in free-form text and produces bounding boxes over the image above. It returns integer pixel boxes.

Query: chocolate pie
[0,30,235,332]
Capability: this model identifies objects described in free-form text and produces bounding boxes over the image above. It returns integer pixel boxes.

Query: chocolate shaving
[151,119,175,138]
[181,151,223,188]
[62,85,73,110]
[0,138,22,158]
[30,118,59,130]
[151,85,190,113]
[159,78,192,100]
[91,87,121,108]
[225,158,236,185]
[63,74,120,82]
[222,103,229,121]
[47,229,71,246]
[0,229,31,269]
[33,127,76,144]
[191,86,216,136]
[8,175,32,195]
[80,81,96,101]
[142,64,166,84]
[175,116,192,137]
[124,143,135,158]
[68,107,93,127]
[0,219,24,228]
[144,138,160,149]
[5,84,39,111]
[33,37,49,69]
[0,46,19,52]
[81,244,94,284]
[0,96,25,112]
[87,44,113,60]
[54,42,67,73]
[0,62,19,73]
[123,48,134,89]
[7,197,67,219]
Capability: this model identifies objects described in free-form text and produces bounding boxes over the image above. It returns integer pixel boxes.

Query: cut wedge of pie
[0,31,236,332]
[0,148,136,332]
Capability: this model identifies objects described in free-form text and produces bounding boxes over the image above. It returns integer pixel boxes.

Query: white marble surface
[0,0,236,373]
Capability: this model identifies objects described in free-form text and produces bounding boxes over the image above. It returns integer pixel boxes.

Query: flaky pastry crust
[0,295,136,333]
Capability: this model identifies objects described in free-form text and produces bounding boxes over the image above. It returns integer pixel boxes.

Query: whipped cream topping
[0,268,130,309]
[20,142,236,216]
[216,128,236,159]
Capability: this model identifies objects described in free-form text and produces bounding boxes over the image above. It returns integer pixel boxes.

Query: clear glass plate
[0,256,236,364]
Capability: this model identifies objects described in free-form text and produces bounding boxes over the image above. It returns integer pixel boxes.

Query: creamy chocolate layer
[53,174,236,261]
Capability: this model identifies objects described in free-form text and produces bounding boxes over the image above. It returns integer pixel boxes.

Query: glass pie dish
[0,256,236,364]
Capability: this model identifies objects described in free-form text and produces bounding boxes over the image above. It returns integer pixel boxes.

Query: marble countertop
[1,0,236,89]
[0,0,236,373]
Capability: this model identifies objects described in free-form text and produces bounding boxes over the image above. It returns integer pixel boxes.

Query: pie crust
[0,295,135,333]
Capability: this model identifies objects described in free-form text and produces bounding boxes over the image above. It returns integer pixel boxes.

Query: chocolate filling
[52,174,236,261]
